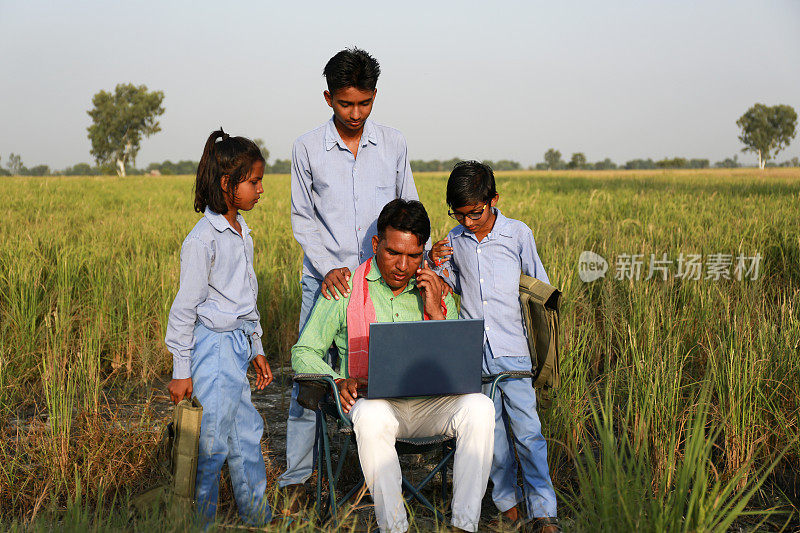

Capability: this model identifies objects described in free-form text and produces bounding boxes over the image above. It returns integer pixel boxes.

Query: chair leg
[441,443,448,503]
[402,476,445,522]
[340,478,366,506]
[315,412,323,520]
[333,434,350,484]
[319,413,339,524]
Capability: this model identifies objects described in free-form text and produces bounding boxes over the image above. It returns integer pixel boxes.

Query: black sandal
[528,516,562,533]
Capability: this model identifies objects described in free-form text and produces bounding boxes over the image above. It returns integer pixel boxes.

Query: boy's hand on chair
[336,377,368,413]
[321,267,351,300]
[168,378,193,404]
[252,354,274,389]
[428,238,452,267]
[417,260,446,320]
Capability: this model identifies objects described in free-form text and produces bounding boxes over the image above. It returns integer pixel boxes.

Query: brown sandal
[528,516,562,533]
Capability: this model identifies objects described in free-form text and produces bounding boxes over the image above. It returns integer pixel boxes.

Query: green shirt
[291,261,458,379]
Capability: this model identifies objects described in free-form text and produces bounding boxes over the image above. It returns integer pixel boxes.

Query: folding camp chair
[294,374,455,526]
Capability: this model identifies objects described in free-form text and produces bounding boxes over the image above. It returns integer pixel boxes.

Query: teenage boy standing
[280,47,421,503]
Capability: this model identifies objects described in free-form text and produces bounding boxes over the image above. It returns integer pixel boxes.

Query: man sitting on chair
[292,198,495,533]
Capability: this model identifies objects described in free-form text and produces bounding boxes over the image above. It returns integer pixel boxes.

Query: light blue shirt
[436,208,549,358]
[290,117,420,280]
[165,208,264,379]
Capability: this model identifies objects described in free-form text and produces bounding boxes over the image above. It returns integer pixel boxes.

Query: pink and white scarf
[346,257,447,379]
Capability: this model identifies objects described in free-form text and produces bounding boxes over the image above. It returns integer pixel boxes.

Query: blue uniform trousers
[481,342,557,518]
[192,322,271,525]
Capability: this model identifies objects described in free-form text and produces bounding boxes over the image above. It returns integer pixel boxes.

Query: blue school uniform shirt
[437,208,549,358]
[290,117,420,280]
[165,208,264,379]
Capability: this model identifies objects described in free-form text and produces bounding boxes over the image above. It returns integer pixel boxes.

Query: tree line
[4,151,799,177]
[2,82,797,176]
[0,153,292,177]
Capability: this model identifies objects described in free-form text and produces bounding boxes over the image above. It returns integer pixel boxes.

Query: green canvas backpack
[131,396,203,513]
[170,396,203,501]
[519,274,561,405]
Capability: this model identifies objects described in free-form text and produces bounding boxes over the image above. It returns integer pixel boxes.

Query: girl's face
[225,160,264,212]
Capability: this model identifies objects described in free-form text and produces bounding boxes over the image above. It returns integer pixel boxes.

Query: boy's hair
[194,129,265,214]
[323,48,381,94]
[377,199,431,246]
[446,160,497,209]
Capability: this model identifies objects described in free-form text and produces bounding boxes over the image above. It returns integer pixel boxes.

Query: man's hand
[252,354,274,389]
[428,238,453,267]
[336,377,368,414]
[321,267,351,300]
[416,260,446,320]
[437,274,453,297]
[168,378,193,404]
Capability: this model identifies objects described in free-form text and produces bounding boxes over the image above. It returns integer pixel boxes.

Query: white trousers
[350,393,495,533]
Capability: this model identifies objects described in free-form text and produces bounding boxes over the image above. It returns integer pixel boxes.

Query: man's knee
[351,399,399,438]
[455,393,495,431]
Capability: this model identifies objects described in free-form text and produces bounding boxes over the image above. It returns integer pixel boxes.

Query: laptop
[366,319,485,399]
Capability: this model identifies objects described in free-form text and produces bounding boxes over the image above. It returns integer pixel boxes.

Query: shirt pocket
[492,257,521,294]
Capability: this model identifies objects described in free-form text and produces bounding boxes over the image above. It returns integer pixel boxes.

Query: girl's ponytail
[194,129,227,214]
[193,128,265,215]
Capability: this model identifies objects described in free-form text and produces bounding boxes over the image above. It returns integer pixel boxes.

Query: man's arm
[290,140,338,278]
[519,226,550,284]
[291,293,347,379]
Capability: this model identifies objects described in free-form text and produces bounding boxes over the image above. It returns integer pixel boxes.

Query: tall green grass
[1,169,799,528]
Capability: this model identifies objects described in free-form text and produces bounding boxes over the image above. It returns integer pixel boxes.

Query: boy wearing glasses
[430,161,560,533]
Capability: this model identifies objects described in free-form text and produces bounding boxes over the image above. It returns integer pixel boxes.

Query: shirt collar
[451,207,513,241]
[365,259,418,293]
[204,207,249,235]
[324,116,378,151]
[490,208,514,238]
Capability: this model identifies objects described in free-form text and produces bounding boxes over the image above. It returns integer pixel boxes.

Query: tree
[64,163,98,176]
[87,83,165,177]
[567,152,586,169]
[268,159,291,174]
[6,153,23,175]
[656,157,687,169]
[737,103,797,170]
[625,158,656,170]
[544,149,563,170]
[593,158,618,170]
[253,138,270,164]
[714,155,739,168]
[28,164,50,176]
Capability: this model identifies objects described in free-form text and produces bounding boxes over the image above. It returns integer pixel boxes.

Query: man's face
[324,86,377,136]
[372,227,425,293]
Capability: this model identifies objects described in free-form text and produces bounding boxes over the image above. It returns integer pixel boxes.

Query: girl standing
[165,129,273,525]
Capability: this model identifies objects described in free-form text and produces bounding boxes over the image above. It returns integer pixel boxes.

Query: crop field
[1,168,799,531]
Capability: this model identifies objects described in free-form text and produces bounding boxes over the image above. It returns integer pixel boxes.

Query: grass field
[1,168,799,531]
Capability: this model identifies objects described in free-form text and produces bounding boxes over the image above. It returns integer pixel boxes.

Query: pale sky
[1,0,799,169]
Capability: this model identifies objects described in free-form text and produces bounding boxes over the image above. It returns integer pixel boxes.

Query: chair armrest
[482,371,535,400]
[292,373,351,425]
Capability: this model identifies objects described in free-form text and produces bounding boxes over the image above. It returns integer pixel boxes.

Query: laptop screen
[366,319,484,399]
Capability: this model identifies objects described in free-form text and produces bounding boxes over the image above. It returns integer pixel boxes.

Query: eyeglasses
[448,204,487,222]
